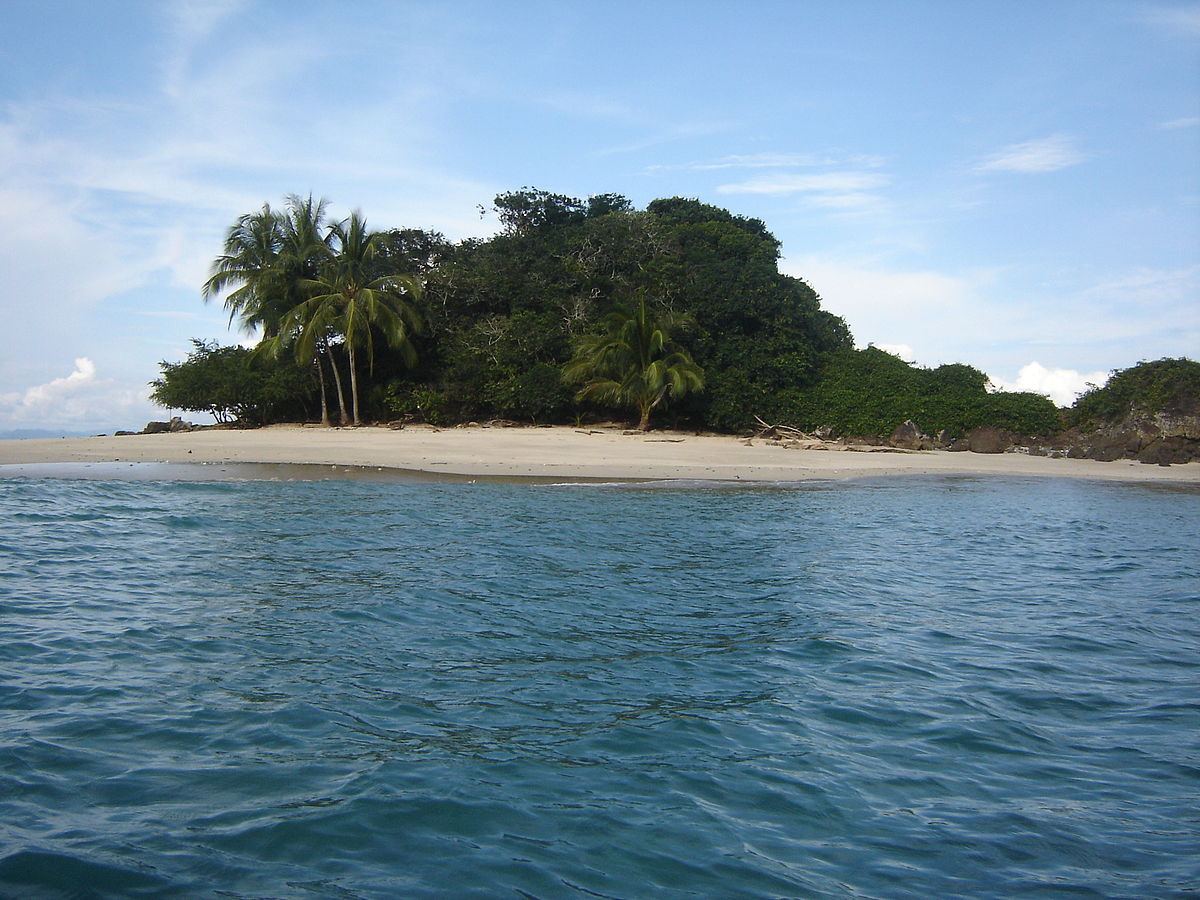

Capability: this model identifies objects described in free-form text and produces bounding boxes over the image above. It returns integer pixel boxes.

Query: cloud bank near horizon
[0,358,161,433]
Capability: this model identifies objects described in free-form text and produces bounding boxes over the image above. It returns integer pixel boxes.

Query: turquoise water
[1,472,1197,898]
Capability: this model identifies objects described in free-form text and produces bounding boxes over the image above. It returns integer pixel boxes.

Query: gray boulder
[966,427,1010,454]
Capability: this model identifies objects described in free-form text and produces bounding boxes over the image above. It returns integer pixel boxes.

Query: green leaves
[780,347,1060,438]
[565,295,704,430]
[1070,358,1200,429]
[150,340,314,425]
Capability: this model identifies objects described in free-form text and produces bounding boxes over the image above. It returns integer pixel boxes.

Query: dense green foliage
[781,347,1060,438]
[376,190,852,430]
[158,188,1073,436]
[1069,358,1200,428]
[150,340,316,424]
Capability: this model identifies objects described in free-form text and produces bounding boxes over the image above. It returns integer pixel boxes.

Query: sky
[0,0,1197,434]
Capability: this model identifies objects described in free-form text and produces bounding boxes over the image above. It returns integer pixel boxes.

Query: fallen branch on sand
[752,415,815,441]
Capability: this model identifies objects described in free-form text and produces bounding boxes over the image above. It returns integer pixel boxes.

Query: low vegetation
[1069,358,1200,429]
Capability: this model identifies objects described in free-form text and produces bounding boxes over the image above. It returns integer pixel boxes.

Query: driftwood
[752,415,814,441]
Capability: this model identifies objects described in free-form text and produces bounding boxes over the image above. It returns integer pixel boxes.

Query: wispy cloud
[1159,116,1200,130]
[1140,5,1200,37]
[716,172,888,210]
[718,172,886,195]
[976,135,1085,174]
[648,152,886,173]
[593,120,733,156]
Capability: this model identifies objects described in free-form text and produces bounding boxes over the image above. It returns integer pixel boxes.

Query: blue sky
[1,0,1197,433]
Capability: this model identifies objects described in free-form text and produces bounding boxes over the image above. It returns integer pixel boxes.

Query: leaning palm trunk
[638,383,674,430]
[325,342,350,426]
[313,355,331,426]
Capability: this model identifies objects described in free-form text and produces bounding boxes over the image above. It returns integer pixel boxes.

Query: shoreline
[1,424,1198,484]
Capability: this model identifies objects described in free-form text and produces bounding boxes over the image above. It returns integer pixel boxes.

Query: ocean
[1,469,1197,898]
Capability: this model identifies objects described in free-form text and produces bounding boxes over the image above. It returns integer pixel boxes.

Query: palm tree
[281,212,423,425]
[564,294,704,431]
[205,195,352,425]
[202,204,286,333]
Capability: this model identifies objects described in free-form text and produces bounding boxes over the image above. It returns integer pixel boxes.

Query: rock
[167,417,193,433]
[1138,437,1198,466]
[142,421,171,434]
[1085,445,1126,462]
[1138,442,1174,466]
[966,427,1010,454]
[888,420,931,450]
[948,439,970,452]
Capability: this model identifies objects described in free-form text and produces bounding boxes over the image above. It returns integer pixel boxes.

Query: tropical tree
[281,212,423,425]
[150,339,316,425]
[202,204,286,332]
[564,294,704,430]
[203,195,351,425]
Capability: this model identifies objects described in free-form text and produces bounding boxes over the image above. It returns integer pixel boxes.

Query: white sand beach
[0,424,1197,483]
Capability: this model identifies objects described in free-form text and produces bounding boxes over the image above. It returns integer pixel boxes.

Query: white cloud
[1159,116,1200,130]
[875,343,915,361]
[782,255,986,360]
[19,357,97,406]
[976,135,1085,174]
[0,358,161,432]
[988,362,1109,407]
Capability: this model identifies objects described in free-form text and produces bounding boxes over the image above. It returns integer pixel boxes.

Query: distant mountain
[0,428,103,440]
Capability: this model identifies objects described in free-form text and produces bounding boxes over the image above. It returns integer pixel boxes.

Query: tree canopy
[1069,358,1200,429]
[157,187,1091,438]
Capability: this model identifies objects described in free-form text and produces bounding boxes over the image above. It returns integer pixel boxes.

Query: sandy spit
[0,424,1197,484]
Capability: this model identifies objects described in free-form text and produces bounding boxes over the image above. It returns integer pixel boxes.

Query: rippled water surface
[1,472,1198,898]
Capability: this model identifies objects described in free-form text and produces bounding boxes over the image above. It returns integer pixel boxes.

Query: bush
[1070,358,1200,428]
[150,340,315,424]
[487,363,572,422]
[779,347,1060,438]
[380,381,455,426]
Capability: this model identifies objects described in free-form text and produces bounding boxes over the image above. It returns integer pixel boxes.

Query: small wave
[0,848,177,899]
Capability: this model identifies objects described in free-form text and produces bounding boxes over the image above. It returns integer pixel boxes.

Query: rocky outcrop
[965,427,1010,454]
[888,420,935,450]
[142,417,198,434]
[1024,420,1200,466]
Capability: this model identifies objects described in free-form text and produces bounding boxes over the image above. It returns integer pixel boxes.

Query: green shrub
[150,339,315,424]
[1070,358,1200,428]
[779,347,1060,438]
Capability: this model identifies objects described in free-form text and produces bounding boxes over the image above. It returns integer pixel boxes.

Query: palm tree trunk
[638,404,652,431]
[348,341,360,425]
[314,354,331,426]
[329,345,350,426]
